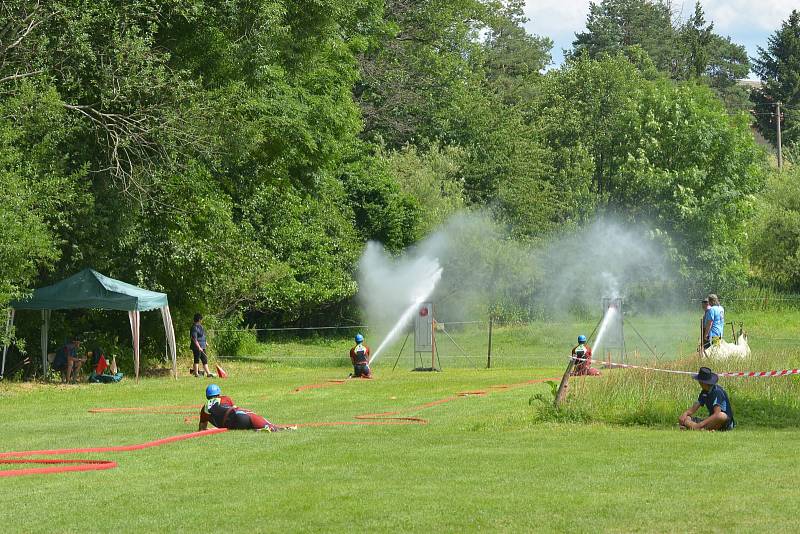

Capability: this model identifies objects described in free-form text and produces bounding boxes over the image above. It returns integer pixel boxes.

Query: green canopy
[10,269,168,311]
[2,269,177,382]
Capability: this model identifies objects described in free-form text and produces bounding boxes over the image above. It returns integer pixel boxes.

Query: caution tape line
[570,356,800,378]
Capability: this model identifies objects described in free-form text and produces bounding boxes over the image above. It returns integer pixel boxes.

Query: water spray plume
[592,306,617,356]
[369,266,442,365]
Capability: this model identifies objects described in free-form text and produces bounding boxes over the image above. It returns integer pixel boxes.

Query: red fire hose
[1,376,557,477]
[0,428,227,478]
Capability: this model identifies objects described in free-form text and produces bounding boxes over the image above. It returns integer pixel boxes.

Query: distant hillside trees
[573,0,750,112]
[751,10,800,147]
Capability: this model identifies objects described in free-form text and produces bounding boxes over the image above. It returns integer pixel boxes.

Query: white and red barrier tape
[570,356,800,378]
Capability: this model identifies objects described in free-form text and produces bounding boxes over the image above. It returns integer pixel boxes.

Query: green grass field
[4,312,800,532]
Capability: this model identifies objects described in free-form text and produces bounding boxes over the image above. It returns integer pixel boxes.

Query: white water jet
[591,306,618,357]
[368,266,443,365]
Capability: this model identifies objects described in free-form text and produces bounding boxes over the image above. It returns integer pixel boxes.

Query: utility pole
[777,102,783,170]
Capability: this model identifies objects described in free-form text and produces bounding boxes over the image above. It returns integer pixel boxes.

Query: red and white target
[415,302,433,352]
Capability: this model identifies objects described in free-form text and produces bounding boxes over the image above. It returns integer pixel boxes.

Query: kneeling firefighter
[571,334,600,376]
[349,333,372,378]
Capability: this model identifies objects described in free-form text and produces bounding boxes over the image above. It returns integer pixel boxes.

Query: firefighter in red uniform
[198,384,293,432]
[571,334,601,376]
[349,333,372,378]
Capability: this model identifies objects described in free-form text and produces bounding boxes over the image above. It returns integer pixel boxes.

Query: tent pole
[41,310,50,379]
[129,311,141,383]
[1,308,14,379]
[160,306,177,380]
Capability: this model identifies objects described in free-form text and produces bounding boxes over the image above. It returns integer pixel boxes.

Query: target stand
[391,302,441,372]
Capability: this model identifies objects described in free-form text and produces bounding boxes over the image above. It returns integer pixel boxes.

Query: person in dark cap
[678,367,735,431]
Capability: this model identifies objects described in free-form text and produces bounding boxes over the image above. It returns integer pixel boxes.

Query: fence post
[486,315,493,369]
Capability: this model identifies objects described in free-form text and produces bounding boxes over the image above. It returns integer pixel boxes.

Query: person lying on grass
[198,384,295,432]
[678,367,735,431]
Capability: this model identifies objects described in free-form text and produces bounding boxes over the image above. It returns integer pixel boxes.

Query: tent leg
[1,308,15,379]
[41,310,50,380]
[160,306,177,380]
[129,311,140,383]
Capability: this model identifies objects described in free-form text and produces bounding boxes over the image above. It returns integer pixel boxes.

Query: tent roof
[10,269,168,311]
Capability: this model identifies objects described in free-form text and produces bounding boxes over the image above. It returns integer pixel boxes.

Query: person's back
[202,395,237,428]
[710,304,725,339]
[349,333,372,378]
[351,344,369,364]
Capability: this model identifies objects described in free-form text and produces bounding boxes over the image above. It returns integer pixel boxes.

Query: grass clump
[540,350,800,429]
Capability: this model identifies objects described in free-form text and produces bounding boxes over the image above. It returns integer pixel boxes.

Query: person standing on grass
[571,334,600,376]
[349,333,372,378]
[679,367,735,431]
[702,294,725,350]
[190,314,214,378]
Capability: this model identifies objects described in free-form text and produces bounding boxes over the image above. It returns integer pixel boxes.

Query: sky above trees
[525,0,797,75]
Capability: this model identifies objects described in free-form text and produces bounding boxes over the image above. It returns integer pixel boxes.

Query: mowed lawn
[3,359,800,533]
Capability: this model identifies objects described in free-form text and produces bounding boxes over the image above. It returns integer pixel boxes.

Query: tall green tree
[572,0,676,73]
[573,1,750,112]
[676,2,749,111]
[530,55,766,290]
[752,10,800,146]
[749,167,800,290]
[354,0,489,147]
[482,0,552,104]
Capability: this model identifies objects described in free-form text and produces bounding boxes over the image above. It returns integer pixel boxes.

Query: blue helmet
[355,333,364,343]
[205,384,221,398]
[577,334,587,344]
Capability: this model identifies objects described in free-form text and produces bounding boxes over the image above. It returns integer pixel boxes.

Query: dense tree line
[2,0,798,365]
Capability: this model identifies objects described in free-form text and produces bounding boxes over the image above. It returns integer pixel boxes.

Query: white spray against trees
[358,243,442,365]
[357,213,675,364]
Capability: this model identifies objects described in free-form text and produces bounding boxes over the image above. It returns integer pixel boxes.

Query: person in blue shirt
[679,367,735,431]
[702,294,725,350]
[190,314,214,378]
[52,336,85,383]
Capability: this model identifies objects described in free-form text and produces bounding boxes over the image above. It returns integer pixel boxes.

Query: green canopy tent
[1,269,177,381]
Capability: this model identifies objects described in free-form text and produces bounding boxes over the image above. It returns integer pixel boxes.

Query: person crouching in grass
[679,367,735,431]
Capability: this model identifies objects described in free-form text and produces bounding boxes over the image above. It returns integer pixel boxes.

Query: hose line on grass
[1,377,559,477]
[0,428,227,478]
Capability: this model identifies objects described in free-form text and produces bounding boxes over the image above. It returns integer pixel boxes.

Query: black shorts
[353,364,371,377]
[225,411,254,430]
[192,348,207,365]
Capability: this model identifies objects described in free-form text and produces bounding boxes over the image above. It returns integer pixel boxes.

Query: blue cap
[205,384,221,398]
[355,333,364,343]
[577,334,587,343]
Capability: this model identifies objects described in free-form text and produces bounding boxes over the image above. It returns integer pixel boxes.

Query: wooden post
[486,315,493,369]
[431,320,436,370]
[777,102,783,170]
[554,357,575,408]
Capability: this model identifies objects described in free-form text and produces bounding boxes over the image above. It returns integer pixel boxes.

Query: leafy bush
[205,316,260,358]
